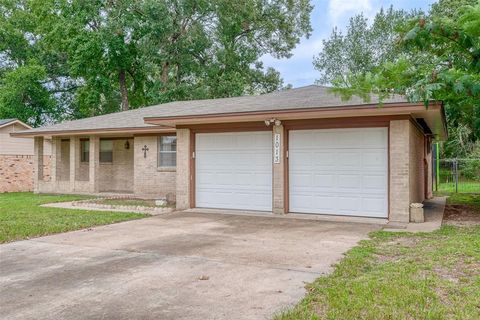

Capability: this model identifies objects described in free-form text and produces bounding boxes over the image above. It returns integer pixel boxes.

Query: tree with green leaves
[314,7,416,86]
[0,0,312,125]
[0,0,61,126]
[322,0,479,158]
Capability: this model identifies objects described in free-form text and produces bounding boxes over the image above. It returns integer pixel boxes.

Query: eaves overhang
[10,126,175,139]
[144,101,447,140]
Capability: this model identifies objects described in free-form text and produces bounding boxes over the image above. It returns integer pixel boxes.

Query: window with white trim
[158,136,176,168]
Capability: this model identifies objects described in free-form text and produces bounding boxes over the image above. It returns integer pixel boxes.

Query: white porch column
[272,124,286,214]
[33,136,44,193]
[89,136,100,193]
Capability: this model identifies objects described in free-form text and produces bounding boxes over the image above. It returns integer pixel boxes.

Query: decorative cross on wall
[142,145,149,158]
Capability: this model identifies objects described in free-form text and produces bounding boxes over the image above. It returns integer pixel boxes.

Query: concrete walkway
[0,211,380,320]
[384,197,446,233]
[42,201,173,215]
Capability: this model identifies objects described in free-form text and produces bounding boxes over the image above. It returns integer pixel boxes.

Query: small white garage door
[195,131,272,211]
[289,128,388,218]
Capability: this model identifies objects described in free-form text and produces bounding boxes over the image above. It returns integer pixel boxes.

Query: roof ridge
[14,85,409,135]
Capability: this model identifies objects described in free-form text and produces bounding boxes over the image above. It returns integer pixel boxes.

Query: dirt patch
[374,253,400,264]
[385,237,423,247]
[443,205,480,226]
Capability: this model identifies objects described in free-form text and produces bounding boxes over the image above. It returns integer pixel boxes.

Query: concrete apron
[185,208,389,225]
[383,197,446,233]
[0,211,380,320]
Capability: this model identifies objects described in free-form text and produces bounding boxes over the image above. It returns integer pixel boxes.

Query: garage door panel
[337,196,361,212]
[312,132,337,148]
[313,174,336,187]
[289,173,313,189]
[291,151,340,169]
[290,195,314,211]
[363,175,387,190]
[335,132,359,147]
[311,196,336,211]
[337,174,361,189]
[361,130,387,147]
[289,128,388,218]
[196,132,272,211]
[362,151,387,168]
[334,151,360,168]
[196,187,271,206]
[362,197,386,213]
[290,150,314,167]
[314,152,336,166]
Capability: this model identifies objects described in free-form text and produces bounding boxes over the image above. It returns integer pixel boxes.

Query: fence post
[454,159,459,193]
[434,143,439,192]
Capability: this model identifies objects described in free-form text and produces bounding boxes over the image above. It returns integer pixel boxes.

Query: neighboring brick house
[12,86,446,224]
[0,119,51,193]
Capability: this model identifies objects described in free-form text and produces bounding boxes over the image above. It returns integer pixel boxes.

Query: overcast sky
[262,0,436,88]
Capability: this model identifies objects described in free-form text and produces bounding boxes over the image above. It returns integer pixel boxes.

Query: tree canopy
[314,7,417,86]
[316,0,480,158]
[0,0,312,126]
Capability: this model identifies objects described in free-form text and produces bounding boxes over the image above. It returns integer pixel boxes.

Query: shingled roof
[0,119,16,126]
[15,85,408,135]
[0,118,32,129]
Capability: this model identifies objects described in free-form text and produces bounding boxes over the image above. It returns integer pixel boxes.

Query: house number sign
[273,133,281,164]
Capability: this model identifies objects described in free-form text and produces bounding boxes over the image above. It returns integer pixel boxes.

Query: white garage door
[196,131,272,211]
[289,128,388,218]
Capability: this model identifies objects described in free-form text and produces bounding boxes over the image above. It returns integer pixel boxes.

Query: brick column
[33,136,44,193]
[69,137,79,192]
[50,137,58,185]
[272,124,286,214]
[425,137,433,199]
[389,120,410,223]
[89,136,100,193]
[176,128,191,210]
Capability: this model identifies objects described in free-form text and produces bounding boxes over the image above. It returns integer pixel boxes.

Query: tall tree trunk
[161,62,169,85]
[119,69,129,111]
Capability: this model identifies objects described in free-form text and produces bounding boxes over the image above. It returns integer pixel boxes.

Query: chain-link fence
[434,158,480,193]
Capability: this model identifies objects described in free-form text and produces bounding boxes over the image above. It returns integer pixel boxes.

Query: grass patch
[442,193,480,208]
[437,182,480,194]
[276,197,480,320]
[0,192,145,243]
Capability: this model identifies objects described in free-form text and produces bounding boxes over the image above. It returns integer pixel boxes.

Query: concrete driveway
[0,211,380,320]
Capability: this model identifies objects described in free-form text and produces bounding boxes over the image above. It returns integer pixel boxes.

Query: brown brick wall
[0,155,51,193]
[43,155,51,182]
[390,119,428,223]
[57,139,70,181]
[175,129,190,209]
[389,120,410,223]
[99,139,134,193]
[409,123,425,204]
[272,125,285,214]
[425,140,433,199]
[133,136,176,199]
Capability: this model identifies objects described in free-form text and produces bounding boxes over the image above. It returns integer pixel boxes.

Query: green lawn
[0,192,145,243]
[443,193,480,207]
[437,181,480,193]
[276,194,480,320]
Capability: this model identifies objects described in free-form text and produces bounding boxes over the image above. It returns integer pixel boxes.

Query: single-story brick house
[1,118,51,193]
[13,85,447,224]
